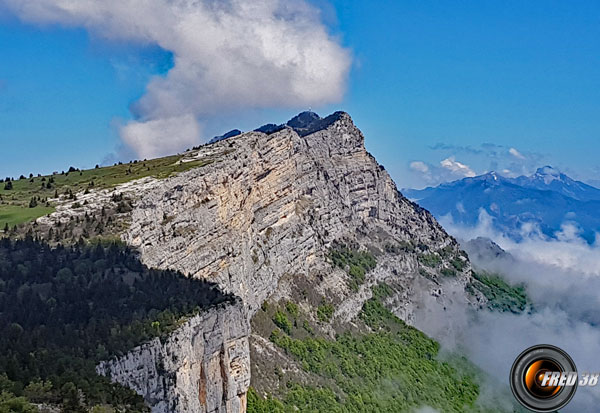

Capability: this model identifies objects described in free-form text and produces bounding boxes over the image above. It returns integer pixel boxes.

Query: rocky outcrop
[124,112,475,318]
[76,111,484,411]
[96,300,250,413]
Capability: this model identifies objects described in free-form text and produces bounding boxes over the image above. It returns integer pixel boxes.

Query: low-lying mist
[415,210,600,411]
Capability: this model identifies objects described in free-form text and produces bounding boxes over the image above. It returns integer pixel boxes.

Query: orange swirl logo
[510,345,578,412]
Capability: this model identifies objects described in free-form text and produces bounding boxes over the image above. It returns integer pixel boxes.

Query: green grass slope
[0,155,211,229]
[468,271,529,313]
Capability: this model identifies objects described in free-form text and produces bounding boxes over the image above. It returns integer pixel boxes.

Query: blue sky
[1,1,599,188]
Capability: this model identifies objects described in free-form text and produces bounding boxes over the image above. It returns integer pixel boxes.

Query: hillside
[1,111,519,412]
[0,238,235,412]
[0,155,211,229]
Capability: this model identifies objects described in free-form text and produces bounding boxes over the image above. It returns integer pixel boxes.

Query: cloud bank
[2,0,351,158]
[440,209,600,276]
[415,211,600,411]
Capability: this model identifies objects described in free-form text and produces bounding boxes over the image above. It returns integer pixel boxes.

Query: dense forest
[0,237,235,412]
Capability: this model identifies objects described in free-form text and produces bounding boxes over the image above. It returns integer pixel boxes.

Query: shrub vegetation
[329,246,376,291]
[251,284,512,412]
[469,271,529,313]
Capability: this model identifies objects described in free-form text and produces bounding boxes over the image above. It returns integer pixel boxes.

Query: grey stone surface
[97,300,250,413]
[125,113,473,314]
[86,112,484,412]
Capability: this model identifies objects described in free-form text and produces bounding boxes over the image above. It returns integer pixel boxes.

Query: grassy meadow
[1,154,211,229]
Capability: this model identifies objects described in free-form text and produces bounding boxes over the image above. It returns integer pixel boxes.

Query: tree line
[0,237,234,412]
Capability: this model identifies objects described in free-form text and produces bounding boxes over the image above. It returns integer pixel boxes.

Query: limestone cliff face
[67,112,483,411]
[96,300,250,413]
[124,113,474,320]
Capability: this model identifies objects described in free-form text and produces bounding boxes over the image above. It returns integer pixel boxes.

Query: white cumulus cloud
[440,156,476,177]
[2,0,352,157]
[409,161,429,174]
[120,114,200,160]
[508,147,526,160]
[408,156,478,188]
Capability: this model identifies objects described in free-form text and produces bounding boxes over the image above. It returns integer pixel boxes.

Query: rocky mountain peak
[252,110,349,138]
[468,170,505,185]
[534,165,563,182]
[208,129,242,144]
[33,110,479,412]
[404,162,600,244]
[482,171,500,180]
[535,165,560,175]
[121,108,467,318]
[285,110,321,128]
[462,236,513,262]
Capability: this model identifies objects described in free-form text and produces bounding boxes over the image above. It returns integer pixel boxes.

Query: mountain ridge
[403,167,600,243]
[2,111,514,412]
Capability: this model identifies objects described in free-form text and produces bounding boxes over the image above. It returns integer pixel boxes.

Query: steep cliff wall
[109,112,485,405]
[39,111,485,411]
[96,300,250,413]
[124,113,478,320]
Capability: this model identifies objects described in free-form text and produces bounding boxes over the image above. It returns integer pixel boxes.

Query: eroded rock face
[96,300,250,413]
[125,113,469,317]
[89,112,483,411]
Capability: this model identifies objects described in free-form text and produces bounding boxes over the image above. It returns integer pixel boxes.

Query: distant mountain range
[403,166,600,244]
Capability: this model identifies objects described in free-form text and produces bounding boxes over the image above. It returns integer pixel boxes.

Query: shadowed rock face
[288,111,346,136]
[285,110,322,134]
[253,110,345,137]
[286,111,320,128]
[90,112,483,412]
[97,300,250,413]
[253,123,284,134]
